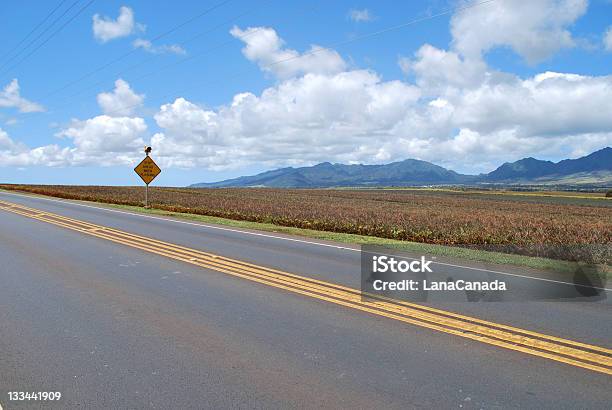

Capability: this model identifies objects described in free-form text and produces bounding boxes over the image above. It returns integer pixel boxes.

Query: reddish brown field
[1,184,609,257]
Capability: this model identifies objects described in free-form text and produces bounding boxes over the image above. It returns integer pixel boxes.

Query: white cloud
[92,6,142,43]
[1,78,147,168]
[604,26,612,51]
[0,79,44,113]
[147,65,612,173]
[451,0,588,64]
[0,127,71,167]
[150,71,421,169]
[150,71,417,169]
[0,114,148,168]
[406,44,490,92]
[348,9,373,22]
[96,79,144,116]
[57,115,147,154]
[397,56,411,75]
[447,72,612,137]
[229,26,346,79]
[0,128,22,152]
[132,38,187,55]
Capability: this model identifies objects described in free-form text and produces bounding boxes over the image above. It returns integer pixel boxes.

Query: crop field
[1,184,610,262]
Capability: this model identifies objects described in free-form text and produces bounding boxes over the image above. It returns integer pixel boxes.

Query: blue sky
[0,0,611,186]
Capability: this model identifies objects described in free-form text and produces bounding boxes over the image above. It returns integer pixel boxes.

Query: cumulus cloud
[230,26,346,79]
[0,79,44,113]
[397,56,411,75]
[406,44,490,92]
[150,71,420,168]
[92,6,142,43]
[0,80,149,167]
[53,83,148,165]
[446,72,612,137]
[0,128,22,152]
[604,26,612,51]
[96,79,144,116]
[0,114,148,168]
[451,0,588,64]
[132,38,186,55]
[348,9,373,22]
[57,115,147,154]
[0,127,71,167]
[146,67,612,172]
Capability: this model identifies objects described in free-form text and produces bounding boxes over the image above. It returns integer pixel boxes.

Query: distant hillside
[190,147,611,188]
[191,159,476,188]
[484,157,557,181]
[484,147,612,183]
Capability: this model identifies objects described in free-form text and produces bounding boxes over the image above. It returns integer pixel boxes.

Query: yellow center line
[0,199,611,375]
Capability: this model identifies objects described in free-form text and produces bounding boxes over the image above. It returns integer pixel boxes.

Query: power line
[100,0,497,117]
[46,0,261,103]
[6,0,97,76]
[42,0,235,100]
[0,0,83,77]
[49,26,269,114]
[148,0,234,43]
[47,0,319,114]
[0,0,69,67]
[0,0,96,80]
[49,1,282,111]
[262,0,497,74]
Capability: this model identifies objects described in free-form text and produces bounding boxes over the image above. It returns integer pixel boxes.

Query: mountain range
[190,147,611,188]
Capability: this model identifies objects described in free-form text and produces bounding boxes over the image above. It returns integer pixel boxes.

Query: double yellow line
[1,198,611,375]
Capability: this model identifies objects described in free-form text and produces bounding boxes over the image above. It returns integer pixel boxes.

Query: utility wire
[129,0,322,83]
[0,0,84,77]
[0,0,69,67]
[262,0,497,75]
[43,0,235,100]
[0,0,96,80]
[148,0,233,43]
[49,0,281,110]
[48,0,318,114]
[47,0,265,104]
[100,0,497,118]
[49,26,269,114]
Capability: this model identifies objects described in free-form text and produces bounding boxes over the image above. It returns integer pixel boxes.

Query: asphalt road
[0,190,610,409]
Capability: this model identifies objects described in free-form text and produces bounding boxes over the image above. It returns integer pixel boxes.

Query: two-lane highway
[0,190,610,408]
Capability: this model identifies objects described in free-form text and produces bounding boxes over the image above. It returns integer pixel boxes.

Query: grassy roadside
[1,187,608,277]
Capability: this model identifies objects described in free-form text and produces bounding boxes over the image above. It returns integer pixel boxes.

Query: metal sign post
[134,147,161,208]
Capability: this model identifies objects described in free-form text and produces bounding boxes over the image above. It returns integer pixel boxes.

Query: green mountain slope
[190,147,611,188]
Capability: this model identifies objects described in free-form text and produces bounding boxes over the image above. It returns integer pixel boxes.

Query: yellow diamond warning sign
[134,156,161,185]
